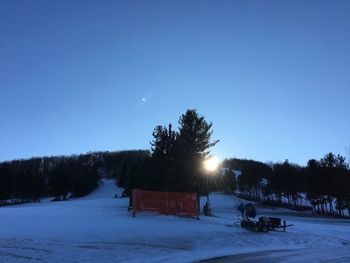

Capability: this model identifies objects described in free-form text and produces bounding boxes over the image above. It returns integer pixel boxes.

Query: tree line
[1,109,349,218]
[0,150,149,205]
[223,153,350,217]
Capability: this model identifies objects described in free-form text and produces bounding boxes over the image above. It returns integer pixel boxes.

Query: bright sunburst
[204,156,220,172]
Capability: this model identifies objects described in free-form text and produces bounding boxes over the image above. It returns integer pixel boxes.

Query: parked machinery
[237,203,292,232]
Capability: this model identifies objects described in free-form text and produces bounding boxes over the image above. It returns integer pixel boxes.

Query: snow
[1,179,350,262]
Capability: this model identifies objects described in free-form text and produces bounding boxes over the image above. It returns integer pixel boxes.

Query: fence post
[166,191,169,215]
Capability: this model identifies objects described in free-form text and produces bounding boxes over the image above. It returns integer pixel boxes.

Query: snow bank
[0,181,349,262]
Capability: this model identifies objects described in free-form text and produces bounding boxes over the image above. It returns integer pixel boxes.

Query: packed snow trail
[0,179,349,262]
[80,179,124,200]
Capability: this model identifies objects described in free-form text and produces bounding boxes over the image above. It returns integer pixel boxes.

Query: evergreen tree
[130,109,219,193]
[150,124,177,190]
[171,109,219,192]
[151,124,177,159]
[270,160,303,206]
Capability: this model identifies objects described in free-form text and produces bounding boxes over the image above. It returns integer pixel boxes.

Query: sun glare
[204,156,220,172]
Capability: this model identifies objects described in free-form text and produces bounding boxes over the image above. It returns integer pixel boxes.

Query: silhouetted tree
[149,124,177,190]
[268,160,303,207]
[127,109,219,193]
[305,153,350,216]
[171,109,219,192]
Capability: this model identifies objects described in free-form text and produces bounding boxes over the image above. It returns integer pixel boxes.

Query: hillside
[0,179,349,262]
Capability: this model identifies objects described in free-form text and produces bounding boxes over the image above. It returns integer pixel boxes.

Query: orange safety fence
[132,189,199,218]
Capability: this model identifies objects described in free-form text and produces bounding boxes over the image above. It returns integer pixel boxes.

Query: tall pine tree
[171,109,219,192]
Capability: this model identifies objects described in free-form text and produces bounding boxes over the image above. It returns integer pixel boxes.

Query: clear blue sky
[1,0,349,165]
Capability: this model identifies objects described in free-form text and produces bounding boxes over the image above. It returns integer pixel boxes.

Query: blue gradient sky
[1,0,349,165]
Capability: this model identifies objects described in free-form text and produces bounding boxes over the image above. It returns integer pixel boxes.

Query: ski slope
[0,179,349,262]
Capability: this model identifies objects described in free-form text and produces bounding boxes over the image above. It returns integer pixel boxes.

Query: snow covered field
[1,179,349,262]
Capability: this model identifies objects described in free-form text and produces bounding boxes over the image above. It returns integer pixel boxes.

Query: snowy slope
[80,179,124,200]
[0,180,349,262]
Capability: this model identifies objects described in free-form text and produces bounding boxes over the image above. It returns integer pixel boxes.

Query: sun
[204,156,220,172]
